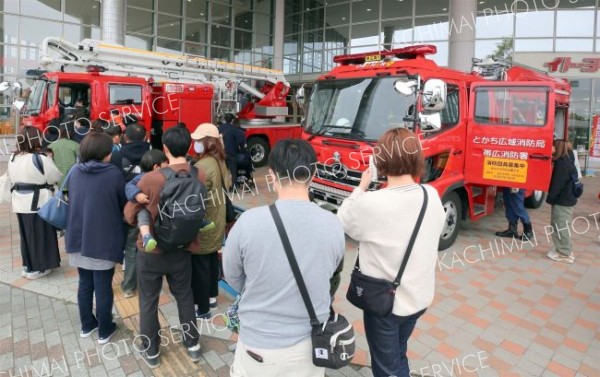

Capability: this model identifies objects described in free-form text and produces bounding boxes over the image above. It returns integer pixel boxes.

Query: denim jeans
[121,226,139,293]
[77,267,115,338]
[502,188,530,224]
[364,309,425,377]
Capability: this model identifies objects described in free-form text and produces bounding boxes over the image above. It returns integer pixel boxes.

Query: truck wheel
[439,191,462,251]
[524,190,545,209]
[248,137,270,167]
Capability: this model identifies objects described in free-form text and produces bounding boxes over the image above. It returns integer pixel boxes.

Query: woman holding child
[190,123,231,319]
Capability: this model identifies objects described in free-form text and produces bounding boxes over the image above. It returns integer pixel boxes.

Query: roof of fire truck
[38,37,287,88]
[326,45,571,105]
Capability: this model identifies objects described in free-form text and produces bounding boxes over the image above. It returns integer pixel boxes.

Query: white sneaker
[546,250,575,264]
[21,268,28,277]
[26,270,51,279]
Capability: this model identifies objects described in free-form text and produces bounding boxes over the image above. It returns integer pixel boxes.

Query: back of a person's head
[376,128,424,178]
[162,126,191,158]
[268,139,317,183]
[140,149,168,172]
[124,123,146,143]
[59,121,76,140]
[91,119,109,132]
[79,132,113,163]
[105,125,122,138]
[553,139,569,160]
[224,113,235,124]
[16,126,42,154]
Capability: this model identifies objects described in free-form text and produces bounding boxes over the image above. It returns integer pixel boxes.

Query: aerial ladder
[40,37,290,121]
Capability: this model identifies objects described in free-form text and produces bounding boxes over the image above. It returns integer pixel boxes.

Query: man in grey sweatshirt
[223,139,345,377]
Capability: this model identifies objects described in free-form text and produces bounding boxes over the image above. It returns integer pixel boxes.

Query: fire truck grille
[314,163,362,187]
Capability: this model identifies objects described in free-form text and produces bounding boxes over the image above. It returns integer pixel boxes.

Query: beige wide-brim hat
[191,123,220,140]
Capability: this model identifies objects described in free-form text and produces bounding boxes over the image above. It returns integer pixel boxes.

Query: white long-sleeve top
[337,184,445,316]
[8,153,62,214]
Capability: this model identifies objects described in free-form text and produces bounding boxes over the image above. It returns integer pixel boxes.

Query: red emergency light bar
[333,45,437,65]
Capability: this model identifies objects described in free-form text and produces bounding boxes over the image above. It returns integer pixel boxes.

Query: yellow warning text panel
[483,157,527,183]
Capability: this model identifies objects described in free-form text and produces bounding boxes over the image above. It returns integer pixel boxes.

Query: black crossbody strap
[269,204,320,327]
[393,185,428,287]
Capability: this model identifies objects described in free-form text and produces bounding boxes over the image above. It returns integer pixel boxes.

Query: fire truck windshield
[306,77,415,141]
[26,80,47,115]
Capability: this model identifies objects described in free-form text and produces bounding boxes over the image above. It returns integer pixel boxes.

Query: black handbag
[346,185,428,317]
[270,205,355,369]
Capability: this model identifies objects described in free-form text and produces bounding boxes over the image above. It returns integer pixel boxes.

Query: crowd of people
[4,114,581,376]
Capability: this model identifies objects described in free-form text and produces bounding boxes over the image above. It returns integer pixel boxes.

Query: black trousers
[191,252,219,314]
[225,155,238,188]
[137,249,199,356]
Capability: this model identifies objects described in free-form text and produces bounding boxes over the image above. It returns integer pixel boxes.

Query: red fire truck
[15,38,300,166]
[300,45,571,250]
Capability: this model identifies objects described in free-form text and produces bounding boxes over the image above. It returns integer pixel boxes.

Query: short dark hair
[140,149,168,172]
[162,126,191,158]
[375,128,424,178]
[224,113,235,123]
[16,127,43,154]
[59,121,75,140]
[268,139,317,183]
[91,119,109,132]
[105,125,122,138]
[124,123,146,142]
[79,132,113,163]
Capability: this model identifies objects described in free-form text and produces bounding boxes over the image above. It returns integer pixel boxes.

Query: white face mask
[194,141,205,154]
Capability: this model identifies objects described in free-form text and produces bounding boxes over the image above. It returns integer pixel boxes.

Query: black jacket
[219,122,246,156]
[546,155,577,207]
[121,141,150,181]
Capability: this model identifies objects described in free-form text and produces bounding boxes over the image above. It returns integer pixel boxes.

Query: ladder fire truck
[299,44,571,250]
[17,37,300,165]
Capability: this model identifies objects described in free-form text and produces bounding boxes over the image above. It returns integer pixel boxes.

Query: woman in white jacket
[8,127,62,279]
[337,128,446,377]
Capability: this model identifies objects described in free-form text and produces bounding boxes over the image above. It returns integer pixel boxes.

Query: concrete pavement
[1,162,599,376]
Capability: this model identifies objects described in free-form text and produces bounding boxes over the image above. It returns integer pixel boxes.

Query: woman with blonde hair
[337,128,446,377]
[546,139,578,264]
[190,123,231,318]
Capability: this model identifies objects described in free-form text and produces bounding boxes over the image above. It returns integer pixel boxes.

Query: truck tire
[524,190,545,209]
[439,191,462,251]
[248,137,270,167]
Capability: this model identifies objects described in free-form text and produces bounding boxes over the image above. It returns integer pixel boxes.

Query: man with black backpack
[124,126,207,368]
[120,124,151,298]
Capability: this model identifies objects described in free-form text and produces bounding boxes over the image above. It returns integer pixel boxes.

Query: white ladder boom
[40,37,288,87]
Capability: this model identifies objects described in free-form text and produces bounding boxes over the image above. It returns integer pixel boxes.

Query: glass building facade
[0,0,274,83]
[0,0,599,153]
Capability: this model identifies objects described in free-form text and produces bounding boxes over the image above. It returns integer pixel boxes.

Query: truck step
[472,186,484,198]
[473,204,486,216]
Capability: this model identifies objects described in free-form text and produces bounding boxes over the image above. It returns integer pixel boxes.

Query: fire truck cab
[16,38,300,164]
[301,45,571,250]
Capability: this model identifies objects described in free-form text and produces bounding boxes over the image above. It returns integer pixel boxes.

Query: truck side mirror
[296,85,306,110]
[419,112,442,132]
[422,79,446,112]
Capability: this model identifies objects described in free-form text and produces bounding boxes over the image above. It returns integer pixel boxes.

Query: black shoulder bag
[270,204,355,369]
[214,157,236,223]
[346,185,428,317]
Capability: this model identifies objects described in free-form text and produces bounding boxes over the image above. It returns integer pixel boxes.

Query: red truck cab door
[465,82,556,191]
